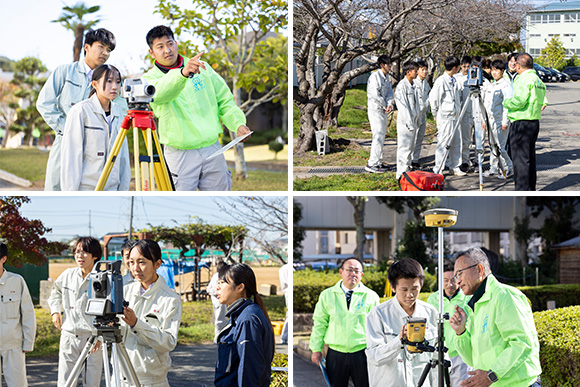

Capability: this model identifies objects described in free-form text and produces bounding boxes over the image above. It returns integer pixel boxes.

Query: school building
[525,1,580,58]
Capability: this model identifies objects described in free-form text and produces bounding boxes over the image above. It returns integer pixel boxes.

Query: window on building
[345,233,348,244]
[564,13,579,23]
[548,14,561,23]
[320,231,328,254]
[529,48,541,57]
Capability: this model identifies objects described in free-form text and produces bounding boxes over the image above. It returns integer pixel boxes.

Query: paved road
[294,81,580,191]
[5,342,287,387]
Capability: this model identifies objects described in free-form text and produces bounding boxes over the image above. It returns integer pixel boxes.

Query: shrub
[270,353,288,387]
[519,284,580,311]
[534,305,580,387]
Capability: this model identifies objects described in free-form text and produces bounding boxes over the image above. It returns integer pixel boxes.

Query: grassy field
[294,172,400,191]
[30,296,286,357]
[0,148,287,191]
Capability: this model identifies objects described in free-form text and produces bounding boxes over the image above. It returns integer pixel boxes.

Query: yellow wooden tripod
[95,109,173,191]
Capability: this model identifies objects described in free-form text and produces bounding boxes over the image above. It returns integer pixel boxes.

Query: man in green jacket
[143,26,251,191]
[449,247,541,387]
[310,257,380,387]
[426,262,470,387]
[502,53,546,191]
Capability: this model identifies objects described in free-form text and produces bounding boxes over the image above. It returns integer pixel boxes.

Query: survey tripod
[434,85,508,190]
[95,103,173,191]
[64,316,140,387]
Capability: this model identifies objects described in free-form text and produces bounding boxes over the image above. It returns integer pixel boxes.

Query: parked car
[563,66,580,81]
[533,63,553,82]
[546,67,569,82]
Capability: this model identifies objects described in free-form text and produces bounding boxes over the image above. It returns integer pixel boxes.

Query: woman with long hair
[60,64,130,191]
[214,263,275,386]
[120,239,182,386]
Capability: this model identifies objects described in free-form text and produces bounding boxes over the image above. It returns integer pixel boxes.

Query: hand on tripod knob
[449,305,467,335]
[122,306,138,328]
[181,52,206,78]
[399,323,408,340]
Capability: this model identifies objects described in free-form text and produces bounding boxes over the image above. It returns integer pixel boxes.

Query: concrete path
[8,342,287,387]
[294,81,580,191]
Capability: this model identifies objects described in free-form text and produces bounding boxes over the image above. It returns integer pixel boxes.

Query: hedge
[270,353,288,387]
[534,305,580,387]
[294,270,580,314]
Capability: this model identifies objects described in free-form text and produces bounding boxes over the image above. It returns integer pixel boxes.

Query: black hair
[377,55,392,67]
[340,257,363,269]
[218,263,274,331]
[472,55,484,64]
[129,239,162,263]
[518,53,534,69]
[444,56,460,71]
[507,52,520,63]
[416,60,428,69]
[481,58,491,69]
[121,239,138,255]
[75,237,102,262]
[84,28,116,56]
[387,258,425,289]
[491,59,505,71]
[402,61,419,76]
[0,242,7,259]
[443,262,455,272]
[461,56,472,65]
[146,25,175,48]
[89,64,121,97]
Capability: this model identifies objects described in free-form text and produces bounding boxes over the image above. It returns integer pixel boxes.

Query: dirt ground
[49,263,284,295]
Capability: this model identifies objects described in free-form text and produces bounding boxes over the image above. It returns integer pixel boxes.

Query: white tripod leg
[472,97,485,190]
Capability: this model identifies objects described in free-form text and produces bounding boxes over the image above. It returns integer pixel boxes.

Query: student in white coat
[394,61,420,178]
[60,64,130,191]
[48,237,103,387]
[0,243,37,387]
[366,55,394,173]
[366,258,438,387]
[120,239,137,286]
[429,56,464,175]
[412,60,431,169]
[454,56,474,172]
[120,239,182,387]
[207,260,227,343]
[483,59,514,178]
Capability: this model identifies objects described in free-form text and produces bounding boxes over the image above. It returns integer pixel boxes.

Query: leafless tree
[294,0,528,152]
[346,196,368,260]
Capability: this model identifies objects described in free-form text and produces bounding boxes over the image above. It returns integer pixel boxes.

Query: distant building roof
[553,235,580,249]
[529,1,580,13]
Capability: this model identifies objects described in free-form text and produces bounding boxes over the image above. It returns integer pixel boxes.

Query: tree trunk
[231,81,248,180]
[347,197,367,261]
[296,103,317,152]
[74,24,84,62]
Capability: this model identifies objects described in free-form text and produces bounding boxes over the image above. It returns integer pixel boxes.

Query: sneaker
[483,170,498,177]
[411,162,421,170]
[452,167,467,176]
[365,164,387,173]
[459,163,470,173]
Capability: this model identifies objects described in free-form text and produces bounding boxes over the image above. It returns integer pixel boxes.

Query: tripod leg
[444,362,451,387]
[133,125,141,191]
[115,341,141,387]
[64,335,98,387]
[417,359,434,387]
[151,128,173,191]
[145,128,156,191]
[95,129,128,191]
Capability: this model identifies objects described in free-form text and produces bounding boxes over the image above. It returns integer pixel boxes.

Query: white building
[525,1,580,58]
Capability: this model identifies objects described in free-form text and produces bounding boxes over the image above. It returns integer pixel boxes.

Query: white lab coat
[413,77,431,163]
[454,73,474,164]
[120,276,182,386]
[429,73,462,171]
[48,267,103,387]
[367,69,394,167]
[394,77,419,178]
[60,93,130,191]
[207,272,227,342]
[366,298,438,387]
[483,77,514,173]
[0,270,36,387]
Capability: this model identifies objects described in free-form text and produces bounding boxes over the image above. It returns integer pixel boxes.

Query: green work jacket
[503,69,546,121]
[426,289,470,358]
[309,280,380,354]
[143,56,246,150]
[454,275,541,387]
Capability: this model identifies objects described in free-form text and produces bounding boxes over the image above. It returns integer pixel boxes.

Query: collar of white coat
[0,268,8,284]
[136,275,167,298]
[87,93,122,120]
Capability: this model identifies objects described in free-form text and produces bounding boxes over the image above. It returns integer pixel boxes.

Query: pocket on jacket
[84,126,106,158]
[4,299,20,319]
[216,340,235,374]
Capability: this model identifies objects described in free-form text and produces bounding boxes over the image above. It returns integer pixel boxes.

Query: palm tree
[52,2,101,62]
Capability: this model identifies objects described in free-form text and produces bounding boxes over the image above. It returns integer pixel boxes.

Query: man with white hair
[449,247,541,387]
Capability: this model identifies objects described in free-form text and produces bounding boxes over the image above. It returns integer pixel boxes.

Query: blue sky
[17,195,284,242]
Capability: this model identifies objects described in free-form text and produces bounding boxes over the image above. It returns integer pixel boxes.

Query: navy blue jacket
[214,298,275,387]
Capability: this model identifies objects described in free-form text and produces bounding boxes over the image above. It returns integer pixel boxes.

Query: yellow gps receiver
[423,209,458,228]
[406,317,427,353]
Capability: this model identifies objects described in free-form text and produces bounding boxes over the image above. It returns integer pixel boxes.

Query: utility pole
[129,197,134,239]
[88,210,93,236]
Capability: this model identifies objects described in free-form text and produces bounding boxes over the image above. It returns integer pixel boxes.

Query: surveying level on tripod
[86,260,127,320]
[467,64,483,88]
[96,78,174,191]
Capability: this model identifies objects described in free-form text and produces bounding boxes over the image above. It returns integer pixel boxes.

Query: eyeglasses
[343,268,363,275]
[454,264,478,281]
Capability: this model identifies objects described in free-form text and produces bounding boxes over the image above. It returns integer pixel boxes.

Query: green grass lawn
[294,172,400,191]
[30,296,287,357]
[0,148,286,191]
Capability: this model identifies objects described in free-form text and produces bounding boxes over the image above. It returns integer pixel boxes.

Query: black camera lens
[94,282,103,292]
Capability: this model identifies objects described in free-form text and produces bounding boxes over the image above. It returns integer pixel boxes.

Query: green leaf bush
[270,353,288,387]
[519,284,580,311]
[533,305,580,386]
